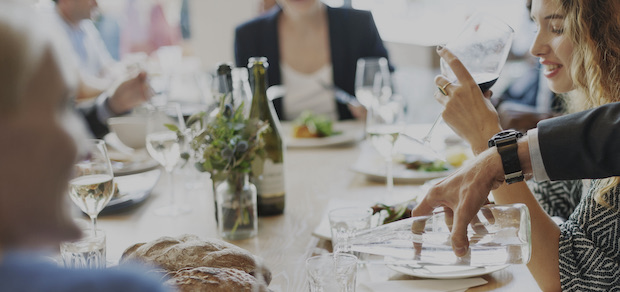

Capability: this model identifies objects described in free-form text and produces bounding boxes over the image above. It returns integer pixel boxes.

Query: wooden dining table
[97,122,542,292]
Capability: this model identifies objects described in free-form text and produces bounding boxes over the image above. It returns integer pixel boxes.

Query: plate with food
[101,168,161,214]
[282,111,365,148]
[312,198,418,241]
[351,142,456,184]
[104,132,160,176]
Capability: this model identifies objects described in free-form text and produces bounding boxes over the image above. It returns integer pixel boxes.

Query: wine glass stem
[168,169,176,208]
[423,113,443,144]
[90,216,97,236]
[386,150,394,195]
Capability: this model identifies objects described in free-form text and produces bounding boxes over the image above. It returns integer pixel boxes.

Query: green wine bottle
[248,57,285,216]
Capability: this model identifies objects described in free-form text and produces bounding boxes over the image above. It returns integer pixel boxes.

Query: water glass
[60,229,106,269]
[306,253,357,292]
[328,207,373,256]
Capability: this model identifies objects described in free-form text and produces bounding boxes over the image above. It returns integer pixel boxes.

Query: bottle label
[256,158,285,198]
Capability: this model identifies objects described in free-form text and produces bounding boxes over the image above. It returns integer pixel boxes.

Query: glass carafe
[339,203,531,266]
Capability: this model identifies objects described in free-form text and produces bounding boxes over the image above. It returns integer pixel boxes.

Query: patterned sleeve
[558,183,620,290]
[526,179,583,220]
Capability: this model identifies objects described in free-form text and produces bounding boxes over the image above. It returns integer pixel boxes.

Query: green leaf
[164,123,179,132]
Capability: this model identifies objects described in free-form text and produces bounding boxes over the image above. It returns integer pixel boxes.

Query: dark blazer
[538,101,620,180]
[234,5,391,120]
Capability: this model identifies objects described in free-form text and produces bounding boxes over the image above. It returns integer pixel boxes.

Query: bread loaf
[165,267,269,292]
[120,234,271,291]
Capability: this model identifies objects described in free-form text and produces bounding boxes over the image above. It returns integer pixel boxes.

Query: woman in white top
[235,0,392,121]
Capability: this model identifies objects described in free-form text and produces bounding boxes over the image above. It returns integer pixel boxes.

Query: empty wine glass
[407,12,514,156]
[355,57,392,109]
[366,91,406,197]
[146,102,191,216]
[68,139,114,236]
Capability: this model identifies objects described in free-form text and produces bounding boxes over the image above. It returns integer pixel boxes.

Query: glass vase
[216,172,258,240]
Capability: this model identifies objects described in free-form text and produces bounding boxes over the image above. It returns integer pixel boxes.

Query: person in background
[234,0,391,121]
[49,0,152,138]
[0,3,168,291]
[415,0,620,290]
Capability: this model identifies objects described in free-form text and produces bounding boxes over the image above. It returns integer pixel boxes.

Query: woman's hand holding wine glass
[68,139,114,236]
[409,12,514,156]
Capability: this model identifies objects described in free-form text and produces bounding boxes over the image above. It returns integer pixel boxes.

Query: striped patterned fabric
[528,179,620,290]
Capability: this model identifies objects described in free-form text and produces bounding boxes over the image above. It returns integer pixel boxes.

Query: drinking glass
[306,253,358,292]
[60,227,106,269]
[146,102,191,216]
[366,93,406,196]
[355,57,391,109]
[329,207,373,260]
[409,12,514,154]
[68,139,114,235]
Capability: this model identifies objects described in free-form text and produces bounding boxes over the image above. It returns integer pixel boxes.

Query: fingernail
[455,246,467,256]
[436,44,445,52]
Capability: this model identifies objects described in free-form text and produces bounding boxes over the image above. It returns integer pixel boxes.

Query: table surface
[97,122,541,292]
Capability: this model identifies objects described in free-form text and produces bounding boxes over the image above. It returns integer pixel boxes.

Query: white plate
[281,121,365,148]
[101,169,161,214]
[351,142,453,184]
[104,133,160,176]
[387,262,509,279]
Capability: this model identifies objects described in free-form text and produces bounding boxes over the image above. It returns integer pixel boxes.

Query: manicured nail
[436,44,445,52]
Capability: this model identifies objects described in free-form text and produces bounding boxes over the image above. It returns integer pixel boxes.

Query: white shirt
[527,128,550,181]
[280,63,337,121]
[54,9,115,80]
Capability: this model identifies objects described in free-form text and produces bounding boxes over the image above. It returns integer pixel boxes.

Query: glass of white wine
[146,102,191,216]
[68,139,115,236]
[366,91,406,197]
[355,57,391,109]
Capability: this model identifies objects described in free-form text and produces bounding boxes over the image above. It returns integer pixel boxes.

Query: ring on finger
[438,82,451,96]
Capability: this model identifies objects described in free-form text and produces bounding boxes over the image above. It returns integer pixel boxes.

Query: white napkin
[361,277,488,292]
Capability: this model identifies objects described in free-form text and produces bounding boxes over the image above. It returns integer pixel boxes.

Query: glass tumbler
[306,253,358,292]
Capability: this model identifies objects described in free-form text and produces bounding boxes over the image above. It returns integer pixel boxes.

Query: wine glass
[407,13,514,156]
[366,89,406,197]
[355,57,392,109]
[68,139,114,236]
[146,102,191,216]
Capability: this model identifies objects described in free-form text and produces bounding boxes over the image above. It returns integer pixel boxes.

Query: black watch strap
[488,130,524,184]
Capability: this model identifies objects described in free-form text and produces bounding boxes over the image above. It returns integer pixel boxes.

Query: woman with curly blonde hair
[415,0,620,290]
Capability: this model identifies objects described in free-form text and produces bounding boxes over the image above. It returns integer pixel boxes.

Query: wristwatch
[488,130,524,184]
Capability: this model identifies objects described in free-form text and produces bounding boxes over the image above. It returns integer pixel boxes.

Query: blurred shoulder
[327,6,374,23]
[235,6,280,34]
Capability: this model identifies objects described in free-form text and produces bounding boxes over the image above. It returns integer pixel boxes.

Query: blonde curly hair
[557,0,620,205]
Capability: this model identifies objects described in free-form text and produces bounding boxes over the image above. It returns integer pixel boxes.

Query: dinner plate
[387,261,509,279]
[351,142,453,184]
[104,133,160,176]
[281,121,365,148]
[101,168,161,214]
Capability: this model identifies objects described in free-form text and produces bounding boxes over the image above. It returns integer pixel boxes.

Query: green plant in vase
[185,96,268,239]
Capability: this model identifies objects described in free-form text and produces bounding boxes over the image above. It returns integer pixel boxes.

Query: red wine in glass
[473,73,499,92]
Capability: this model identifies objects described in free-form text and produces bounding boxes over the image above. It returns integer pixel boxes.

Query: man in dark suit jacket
[537,101,620,180]
[234,5,391,120]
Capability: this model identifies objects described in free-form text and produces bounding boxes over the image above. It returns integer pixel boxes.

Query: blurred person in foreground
[234,0,391,121]
[0,3,167,291]
[413,0,620,290]
[50,0,152,138]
